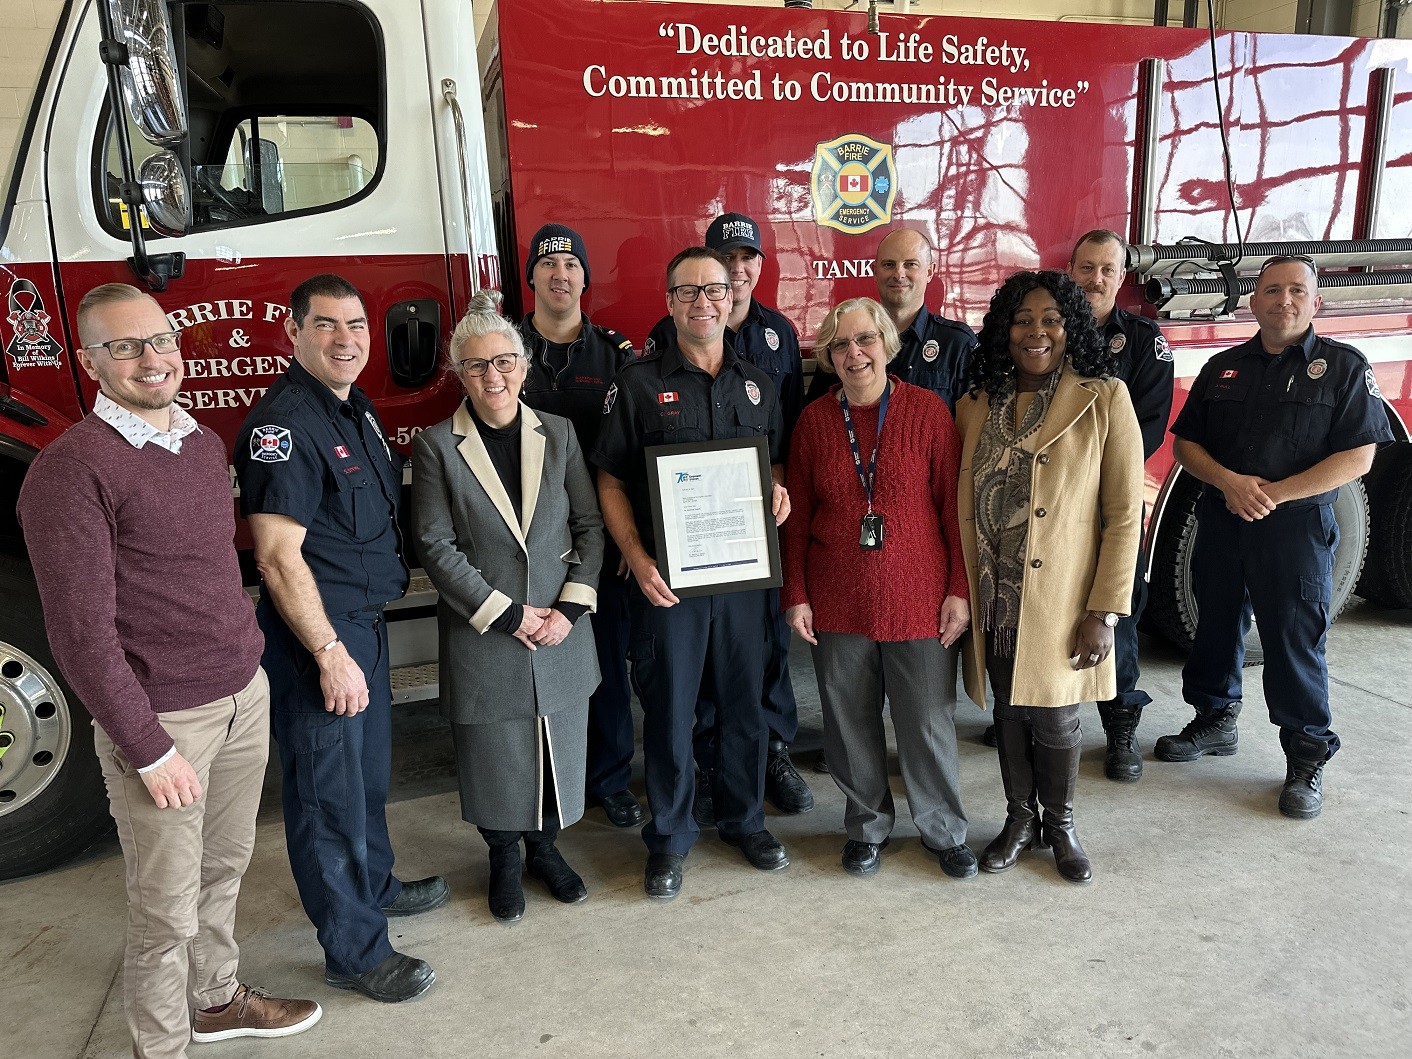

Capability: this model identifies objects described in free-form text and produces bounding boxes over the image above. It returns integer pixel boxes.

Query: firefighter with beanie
[518,223,643,829]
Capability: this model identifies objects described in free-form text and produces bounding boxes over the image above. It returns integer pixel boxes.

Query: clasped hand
[514,605,572,650]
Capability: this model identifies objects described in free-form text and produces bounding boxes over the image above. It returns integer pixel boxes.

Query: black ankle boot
[1278,733,1330,819]
[981,715,1043,873]
[1033,740,1092,884]
[486,841,525,922]
[1097,702,1144,782]
[525,841,588,903]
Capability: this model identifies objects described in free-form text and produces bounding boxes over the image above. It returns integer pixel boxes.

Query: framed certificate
[644,436,782,598]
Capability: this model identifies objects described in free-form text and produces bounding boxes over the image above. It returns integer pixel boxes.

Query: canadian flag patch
[658,391,679,404]
[1219,369,1239,380]
[334,445,350,458]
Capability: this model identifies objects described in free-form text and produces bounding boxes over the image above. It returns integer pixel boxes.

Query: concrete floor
[6,600,1411,1059]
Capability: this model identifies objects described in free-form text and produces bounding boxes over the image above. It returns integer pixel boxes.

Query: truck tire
[1147,474,1370,664]
[0,555,111,880]
[1356,443,1412,609]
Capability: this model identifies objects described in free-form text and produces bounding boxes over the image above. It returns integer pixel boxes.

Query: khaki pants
[94,668,270,1059]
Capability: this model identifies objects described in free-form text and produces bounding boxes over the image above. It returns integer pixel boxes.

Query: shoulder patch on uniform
[249,424,292,463]
[1154,334,1172,361]
[603,383,618,415]
[1366,367,1383,398]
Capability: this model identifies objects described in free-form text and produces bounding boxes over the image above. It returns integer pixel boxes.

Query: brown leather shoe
[191,984,322,1042]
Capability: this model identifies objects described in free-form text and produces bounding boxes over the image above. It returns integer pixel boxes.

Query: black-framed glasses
[1260,253,1316,270]
[827,330,881,357]
[668,283,730,303]
[82,331,182,360]
[454,353,522,376]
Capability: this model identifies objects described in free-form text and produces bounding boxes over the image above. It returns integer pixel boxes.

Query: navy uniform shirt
[646,300,804,444]
[518,312,635,453]
[1104,307,1175,463]
[236,357,409,614]
[1171,327,1393,507]
[805,306,976,411]
[591,335,783,561]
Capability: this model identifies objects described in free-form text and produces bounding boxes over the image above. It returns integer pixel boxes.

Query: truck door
[43,0,466,451]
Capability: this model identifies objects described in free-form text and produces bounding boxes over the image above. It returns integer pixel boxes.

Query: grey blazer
[411,401,604,728]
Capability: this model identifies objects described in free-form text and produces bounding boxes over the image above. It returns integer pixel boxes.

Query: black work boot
[1097,702,1144,782]
[765,739,815,814]
[1034,740,1092,884]
[980,715,1043,873]
[1153,703,1242,762]
[1278,733,1330,820]
[486,840,525,923]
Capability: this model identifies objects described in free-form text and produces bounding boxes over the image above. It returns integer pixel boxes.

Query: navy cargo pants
[629,585,770,856]
[258,599,401,976]
[1181,494,1341,755]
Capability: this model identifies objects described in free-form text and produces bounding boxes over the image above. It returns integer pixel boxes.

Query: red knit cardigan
[781,379,968,641]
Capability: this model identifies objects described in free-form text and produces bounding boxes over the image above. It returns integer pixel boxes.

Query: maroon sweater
[17,416,263,768]
[782,379,968,641]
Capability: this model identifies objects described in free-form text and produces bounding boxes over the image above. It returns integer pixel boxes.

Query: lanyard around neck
[839,380,890,513]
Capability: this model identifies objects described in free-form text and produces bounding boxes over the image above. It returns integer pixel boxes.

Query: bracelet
[317,637,340,654]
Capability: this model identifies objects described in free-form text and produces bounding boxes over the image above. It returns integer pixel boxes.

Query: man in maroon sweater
[17,284,320,1058]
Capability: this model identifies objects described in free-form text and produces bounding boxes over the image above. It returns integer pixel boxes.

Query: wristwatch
[1088,611,1120,628]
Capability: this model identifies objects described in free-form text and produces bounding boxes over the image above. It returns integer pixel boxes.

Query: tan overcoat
[955,367,1144,708]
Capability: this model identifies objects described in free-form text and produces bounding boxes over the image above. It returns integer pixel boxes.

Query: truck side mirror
[138,150,190,237]
[107,0,187,146]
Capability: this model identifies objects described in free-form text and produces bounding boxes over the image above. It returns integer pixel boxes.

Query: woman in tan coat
[956,270,1143,883]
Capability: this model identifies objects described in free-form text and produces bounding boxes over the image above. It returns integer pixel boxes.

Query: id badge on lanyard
[841,382,890,551]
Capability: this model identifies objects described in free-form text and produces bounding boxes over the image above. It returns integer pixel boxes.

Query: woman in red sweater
[782,297,973,879]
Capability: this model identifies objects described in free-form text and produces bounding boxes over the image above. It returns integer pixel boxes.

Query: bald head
[874,228,936,324]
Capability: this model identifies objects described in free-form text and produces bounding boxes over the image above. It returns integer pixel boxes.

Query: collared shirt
[1102,307,1174,463]
[591,335,783,560]
[646,299,804,444]
[518,312,635,452]
[1171,326,1393,506]
[93,392,201,454]
[805,306,976,411]
[235,357,409,614]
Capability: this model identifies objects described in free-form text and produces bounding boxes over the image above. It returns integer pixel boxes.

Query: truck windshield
[0,1,65,231]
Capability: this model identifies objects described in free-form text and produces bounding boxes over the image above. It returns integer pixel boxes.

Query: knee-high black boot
[980,714,1044,873]
[1033,740,1092,884]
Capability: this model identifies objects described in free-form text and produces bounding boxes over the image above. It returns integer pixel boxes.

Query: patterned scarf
[972,369,1061,657]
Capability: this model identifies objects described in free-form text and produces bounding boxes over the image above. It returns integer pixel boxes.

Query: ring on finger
[1087,652,1100,662]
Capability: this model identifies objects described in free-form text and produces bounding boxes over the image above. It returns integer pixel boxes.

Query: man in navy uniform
[1157,255,1391,818]
[594,246,792,899]
[805,226,976,410]
[236,275,445,1003]
[1066,229,1174,781]
[517,223,643,829]
[645,213,813,818]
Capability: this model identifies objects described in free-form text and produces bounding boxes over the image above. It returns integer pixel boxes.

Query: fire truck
[1,0,1408,879]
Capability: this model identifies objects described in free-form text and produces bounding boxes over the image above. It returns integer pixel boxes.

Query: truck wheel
[1147,475,1370,664]
[0,556,111,880]
[1356,443,1412,609]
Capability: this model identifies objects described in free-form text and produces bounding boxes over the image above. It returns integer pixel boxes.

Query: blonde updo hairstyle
[812,297,901,375]
[445,289,530,372]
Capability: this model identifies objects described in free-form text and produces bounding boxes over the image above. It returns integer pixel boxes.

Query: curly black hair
[967,270,1117,398]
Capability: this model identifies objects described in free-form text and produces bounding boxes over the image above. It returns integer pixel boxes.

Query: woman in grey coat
[411,291,604,922]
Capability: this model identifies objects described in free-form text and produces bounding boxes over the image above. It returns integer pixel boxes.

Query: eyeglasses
[82,331,182,360]
[827,330,882,358]
[668,283,730,303]
[454,353,522,376]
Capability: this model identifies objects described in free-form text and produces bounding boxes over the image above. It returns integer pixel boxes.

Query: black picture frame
[644,436,782,598]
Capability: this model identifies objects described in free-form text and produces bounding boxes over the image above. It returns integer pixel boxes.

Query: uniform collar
[521,312,589,352]
[901,306,932,345]
[659,334,744,377]
[288,356,360,420]
[1101,307,1130,335]
[1241,325,1317,362]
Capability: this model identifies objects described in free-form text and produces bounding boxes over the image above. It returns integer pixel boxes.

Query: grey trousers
[813,633,968,848]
